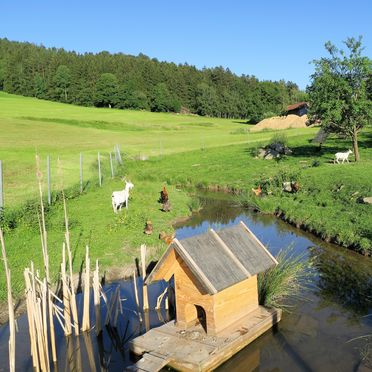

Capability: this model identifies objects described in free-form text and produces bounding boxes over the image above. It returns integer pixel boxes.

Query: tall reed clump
[188,197,204,213]
[258,246,311,310]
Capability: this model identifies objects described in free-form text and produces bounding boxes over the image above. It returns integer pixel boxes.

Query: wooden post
[82,246,90,332]
[47,156,51,205]
[61,243,72,336]
[109,152,114,178]
[63,196,79,335]
[80,153,83,193]
[24,269,39,370]
[93,259,101,335]
[1,229,15,372]
[140,245,149,311]
[0,160,3,210]
[98,152,102,187]
[133,270,142,322]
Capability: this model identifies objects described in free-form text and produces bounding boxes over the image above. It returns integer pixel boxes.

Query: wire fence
[0,144,124,211]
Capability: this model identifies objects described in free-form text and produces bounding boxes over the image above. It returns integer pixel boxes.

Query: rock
[264,149,280,160]
[284,147,292,155]
[257,148,266,159]
[362,197,372,204]
[283,182,292,192]
[270,142,285,153]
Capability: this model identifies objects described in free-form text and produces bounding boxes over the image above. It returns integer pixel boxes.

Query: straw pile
[251,114,308,132]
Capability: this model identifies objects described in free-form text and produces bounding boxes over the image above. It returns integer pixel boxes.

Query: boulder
[257,148,266,159]
[283,182,292,192]
[264,148,280,160]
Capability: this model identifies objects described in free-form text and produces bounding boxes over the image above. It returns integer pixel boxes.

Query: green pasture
[0,91,314,207]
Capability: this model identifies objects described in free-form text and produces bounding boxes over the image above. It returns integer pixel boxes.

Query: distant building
[286,102,308,116]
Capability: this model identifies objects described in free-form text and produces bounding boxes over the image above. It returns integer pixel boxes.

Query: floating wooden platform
[129,306,281,371]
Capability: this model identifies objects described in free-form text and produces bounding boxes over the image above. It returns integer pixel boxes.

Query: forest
[0,38,306,121]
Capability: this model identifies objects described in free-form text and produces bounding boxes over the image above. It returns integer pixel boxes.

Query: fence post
[47,155,51,205]
[116,144,122,165]
[0,160,3,210]
[109,152,114,178]
[98,152,102,187]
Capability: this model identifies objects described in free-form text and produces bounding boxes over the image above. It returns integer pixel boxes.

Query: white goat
[112,181,134,213]
[334,149,353,164]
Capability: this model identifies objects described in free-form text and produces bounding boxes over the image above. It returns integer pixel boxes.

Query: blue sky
[0,0,371,89]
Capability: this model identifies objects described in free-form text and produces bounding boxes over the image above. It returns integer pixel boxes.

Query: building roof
[286,101,308,111]
[146,221,278,295]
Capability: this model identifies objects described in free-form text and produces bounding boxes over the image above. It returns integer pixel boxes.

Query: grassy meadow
[0,91,371,303]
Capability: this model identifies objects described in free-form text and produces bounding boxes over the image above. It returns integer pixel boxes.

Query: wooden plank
[131,353,170,372]
[239,221,278,265]
[210,228,251,277]
[130,306,281,372]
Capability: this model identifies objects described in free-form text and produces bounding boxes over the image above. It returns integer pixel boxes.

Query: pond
[0,194,371,371]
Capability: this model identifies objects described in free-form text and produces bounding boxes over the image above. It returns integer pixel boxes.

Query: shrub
[270,132,288,147]
[258,246,311,310]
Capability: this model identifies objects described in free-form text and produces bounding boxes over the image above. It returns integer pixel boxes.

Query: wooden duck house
[146,221,278,336]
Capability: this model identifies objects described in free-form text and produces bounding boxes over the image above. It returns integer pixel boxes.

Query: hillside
[0,92,312,206]
[0,38,306,121]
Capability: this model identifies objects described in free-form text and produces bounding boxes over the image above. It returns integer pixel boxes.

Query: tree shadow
[232,120,255,126]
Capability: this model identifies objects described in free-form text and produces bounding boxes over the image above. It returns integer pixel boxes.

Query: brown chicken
[144,220,153,235]
[159,231,176,245]
[159,186,169,203]
[251,185,262,196]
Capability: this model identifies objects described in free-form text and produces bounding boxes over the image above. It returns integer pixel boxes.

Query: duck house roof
[146,221,278,294]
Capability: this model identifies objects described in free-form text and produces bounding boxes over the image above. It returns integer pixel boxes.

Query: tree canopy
[307,36,372,161]
[0,38,306,120]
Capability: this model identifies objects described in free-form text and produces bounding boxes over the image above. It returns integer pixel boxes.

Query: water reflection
[309,245,372,317]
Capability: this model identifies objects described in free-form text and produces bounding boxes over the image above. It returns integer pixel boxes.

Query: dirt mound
[251,114,308,131]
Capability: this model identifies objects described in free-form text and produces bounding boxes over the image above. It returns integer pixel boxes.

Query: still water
[0,195,371,371]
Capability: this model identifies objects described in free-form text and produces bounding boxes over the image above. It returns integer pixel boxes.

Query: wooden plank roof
[146,221,278,294]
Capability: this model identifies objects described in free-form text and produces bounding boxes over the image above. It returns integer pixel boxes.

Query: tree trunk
[352,131,360,161]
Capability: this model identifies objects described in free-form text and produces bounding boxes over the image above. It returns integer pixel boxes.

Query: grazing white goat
[334,149,353,164]
[112,181,134,213]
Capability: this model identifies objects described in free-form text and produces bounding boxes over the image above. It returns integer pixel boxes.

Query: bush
[270,132,288,147]
[258,246,311,310]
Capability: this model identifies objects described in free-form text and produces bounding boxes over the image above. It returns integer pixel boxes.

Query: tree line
[0,38,306,121]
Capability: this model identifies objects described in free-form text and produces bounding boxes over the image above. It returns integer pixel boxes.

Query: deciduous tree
[307,36,372,161]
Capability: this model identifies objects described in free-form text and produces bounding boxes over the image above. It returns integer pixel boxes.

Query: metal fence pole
[80,153,83,193]
[0,160,3,209]
[109,152,114,178]
[98,152,102,187]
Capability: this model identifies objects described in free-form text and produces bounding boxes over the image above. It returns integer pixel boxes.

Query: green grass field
[0,91,314,206]
[0,91,371,303]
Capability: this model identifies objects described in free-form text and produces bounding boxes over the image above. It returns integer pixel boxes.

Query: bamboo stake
[24,269,39,370]
[82,245,90,332]
[133,270,142,322]
[1,229,15,372]
[41,279,50,369]
[61,243,72,336]
[93,259,101,335]
[63,195,79,335]
[35,299,48,372]
[140,244,149,311]
[36,156,56,362]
